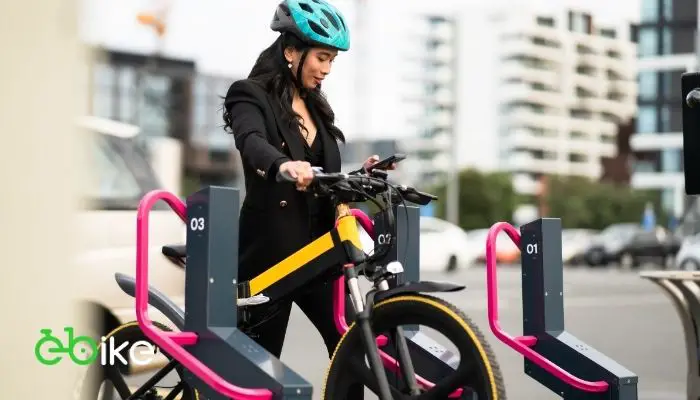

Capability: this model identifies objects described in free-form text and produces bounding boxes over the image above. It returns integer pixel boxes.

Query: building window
[536,16,554,27]
[636,105,657,133]
[638,71,658,101]
[568,11,591,34]
[640,0,659,23]
[661,149,682,172]
[662,69,684,100]
[661,0,672,20]
[661,26,696,55]
[92,63,117,119]
[638,27,659,57]
[659,104,683,132]
[600,28,616,38]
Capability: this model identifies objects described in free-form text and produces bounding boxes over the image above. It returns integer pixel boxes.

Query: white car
[359,216,479,272]
[75,117,187,342]
[561,229,597,265]
[675,233,700,270]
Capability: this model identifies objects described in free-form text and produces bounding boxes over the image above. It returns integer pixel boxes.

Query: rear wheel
[322,294,506,399]
[78,321,198,400]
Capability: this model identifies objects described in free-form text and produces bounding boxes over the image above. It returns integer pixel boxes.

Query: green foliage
[429,169,665,231]
[431,168,519,230]
[544,175,661,230]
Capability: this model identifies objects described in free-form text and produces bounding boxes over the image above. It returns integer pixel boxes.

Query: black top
[302,121,326,239]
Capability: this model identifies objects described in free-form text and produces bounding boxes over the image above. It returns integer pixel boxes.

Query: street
[122,265,687,400]
[278,265,686,400]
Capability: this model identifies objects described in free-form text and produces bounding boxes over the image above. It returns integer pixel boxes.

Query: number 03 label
[190,217,205,231]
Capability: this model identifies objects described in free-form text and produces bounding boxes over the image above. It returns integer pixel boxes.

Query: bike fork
[344,265,393,400]
[376,280,421,396]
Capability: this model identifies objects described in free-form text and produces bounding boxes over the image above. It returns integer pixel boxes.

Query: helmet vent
[299,2,314,13]
[336,14,346,31]
[321,9,340,30]
[308,20,330,37]
[320,18,330,29]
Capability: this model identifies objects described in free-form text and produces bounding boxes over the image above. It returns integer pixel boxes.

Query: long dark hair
[223,33,345,143]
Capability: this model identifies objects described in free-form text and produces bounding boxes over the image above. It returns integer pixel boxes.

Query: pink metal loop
[485,222,609,393]
[136,190,273,400]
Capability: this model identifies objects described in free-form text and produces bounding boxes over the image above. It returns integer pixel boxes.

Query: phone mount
[486,218,638,399]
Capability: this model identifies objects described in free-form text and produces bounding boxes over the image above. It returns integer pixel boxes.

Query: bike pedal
[237,294,270,307]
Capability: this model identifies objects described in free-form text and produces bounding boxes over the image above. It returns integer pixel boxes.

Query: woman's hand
[279,160,314,191]
[362,154,397,171]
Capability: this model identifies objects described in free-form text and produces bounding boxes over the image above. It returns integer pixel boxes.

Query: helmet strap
[296,48,311,95]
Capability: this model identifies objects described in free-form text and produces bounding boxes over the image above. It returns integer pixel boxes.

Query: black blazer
[224,78,342,281]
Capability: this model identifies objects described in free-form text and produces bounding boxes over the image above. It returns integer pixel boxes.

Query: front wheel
[322,294,506,399]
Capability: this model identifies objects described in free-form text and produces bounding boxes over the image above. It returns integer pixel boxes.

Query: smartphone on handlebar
[366,153,406,172]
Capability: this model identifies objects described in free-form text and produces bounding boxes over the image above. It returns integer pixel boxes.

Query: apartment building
[400,14,459,188]
[629,0,696,219]
[489,5,638,198]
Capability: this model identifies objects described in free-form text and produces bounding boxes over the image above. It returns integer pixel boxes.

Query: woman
[222,0,386,365]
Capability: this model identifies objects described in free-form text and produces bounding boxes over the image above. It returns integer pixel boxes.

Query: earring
[288,62,292,69]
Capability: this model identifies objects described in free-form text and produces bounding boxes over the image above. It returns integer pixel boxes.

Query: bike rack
[486,218,639,399]
[640,270,700,399]
[136,186,312,400]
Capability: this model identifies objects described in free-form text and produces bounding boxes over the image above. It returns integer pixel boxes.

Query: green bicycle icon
[35,327,99,366]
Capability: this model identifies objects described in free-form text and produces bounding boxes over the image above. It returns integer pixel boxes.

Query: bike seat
[162,244,186,258]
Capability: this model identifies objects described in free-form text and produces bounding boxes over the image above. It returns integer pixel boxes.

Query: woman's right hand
[279,160,314,190]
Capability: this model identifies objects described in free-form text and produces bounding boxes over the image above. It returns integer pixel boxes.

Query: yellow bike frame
[243,204,365,301]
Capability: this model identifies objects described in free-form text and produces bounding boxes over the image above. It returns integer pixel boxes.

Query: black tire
[78,321,199,400]
[322,294,506,400]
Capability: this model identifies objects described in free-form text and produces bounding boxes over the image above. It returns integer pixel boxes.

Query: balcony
[500,40,562,65]
[500,83,562,107]
[568,161,600,178]
[507,109,562,131]
[605,57,635,80]
[508,152,560,173]
[631,171,684,189]
[630,132,683,151]
[572,73,605,95]
[433,88,454,106]
[504,129,560,151]
[500,63,559,87]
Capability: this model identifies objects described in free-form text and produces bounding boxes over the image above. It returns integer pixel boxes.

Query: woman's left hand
[362,154,397,171]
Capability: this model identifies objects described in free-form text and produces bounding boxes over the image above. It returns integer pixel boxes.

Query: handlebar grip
[276,169,297,183]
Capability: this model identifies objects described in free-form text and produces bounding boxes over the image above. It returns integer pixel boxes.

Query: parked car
[583,223,681,268]
[75,116,186,344]
[358,216,479,272]
[469,228,521,265]
[674,233,700,270]
[561,229,598,265]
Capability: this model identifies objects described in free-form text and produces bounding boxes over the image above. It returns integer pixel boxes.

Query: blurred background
[41,0,700,398]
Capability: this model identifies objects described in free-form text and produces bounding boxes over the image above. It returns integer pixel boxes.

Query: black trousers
[242,277,365,398]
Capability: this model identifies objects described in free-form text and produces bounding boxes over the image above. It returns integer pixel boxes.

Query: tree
[432,169,518,231]
[543,174,661,230]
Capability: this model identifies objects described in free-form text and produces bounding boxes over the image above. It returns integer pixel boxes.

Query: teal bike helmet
[271,0,350,52]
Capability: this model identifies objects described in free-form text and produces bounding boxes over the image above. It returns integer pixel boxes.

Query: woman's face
[285,46,338,89]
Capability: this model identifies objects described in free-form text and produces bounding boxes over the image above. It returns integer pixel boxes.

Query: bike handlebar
[276,169,388,192]
[275,169,438,206]
[485,222,609,393]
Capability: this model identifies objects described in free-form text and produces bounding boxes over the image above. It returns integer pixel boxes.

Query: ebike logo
[35,327,156,367]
